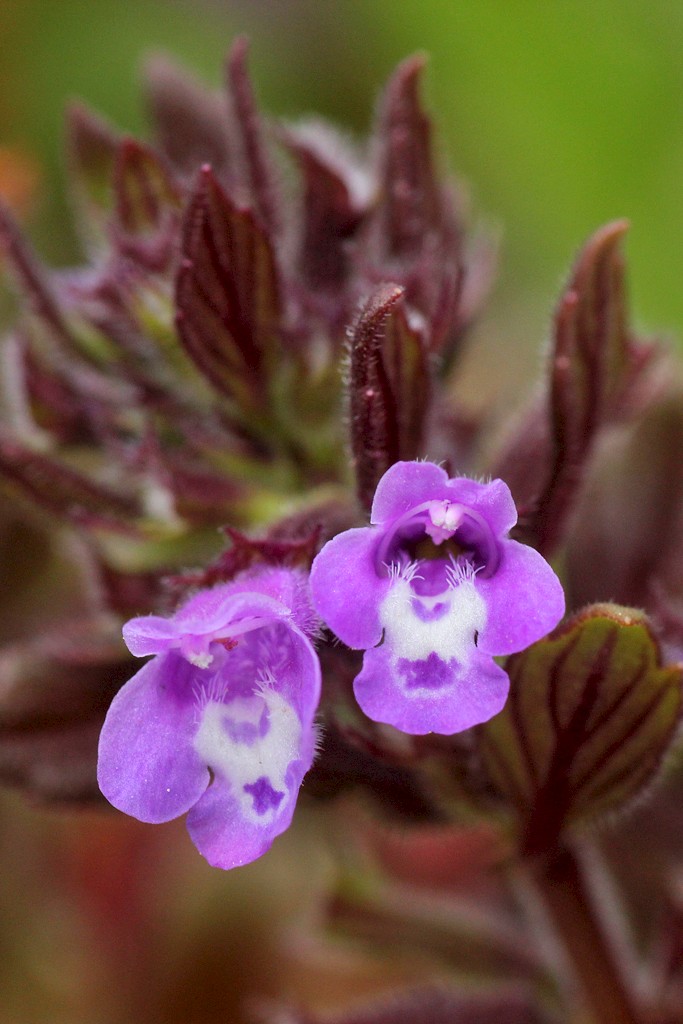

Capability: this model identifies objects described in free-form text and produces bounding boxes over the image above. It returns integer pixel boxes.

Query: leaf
[478,605,683,855]
[225,37,281,237]
[492,221,663,549]
[113,139,181,236]
[349,284,430,511]
[365,57,471,358]
[0,202,78,355]
[282,123,366,291]
[565,393,683,612]
[144,54,233,182]
[65,102,120,251]
[174,165,282,412]
[374,55,442,259]
[532,220,639,552]
[165,524,321,595]
[381,290,431,457]
[0,432,140,524]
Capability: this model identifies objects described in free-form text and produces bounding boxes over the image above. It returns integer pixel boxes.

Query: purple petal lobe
[310,527,387,649]
[354,645,509,735]
[186,768,300,869]
[122,615,179,656]
[97,654,209,823]
[187,685,309,868]
[445,476,518,536]
[476,539,566,655]
[243,776,285,814]
[371,460,448,524]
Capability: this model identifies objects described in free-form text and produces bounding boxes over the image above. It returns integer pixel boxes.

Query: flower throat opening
[375,499,500,582]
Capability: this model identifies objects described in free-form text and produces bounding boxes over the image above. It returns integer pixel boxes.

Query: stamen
[445,555,480,590]
[385,560,424,584]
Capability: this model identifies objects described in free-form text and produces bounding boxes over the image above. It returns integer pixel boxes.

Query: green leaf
[478,604,683,855]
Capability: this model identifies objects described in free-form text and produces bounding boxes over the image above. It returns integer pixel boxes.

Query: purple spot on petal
[397,652,455,690]
[410,598,448,622]
[221,705,269,744]
[243,776,285,814]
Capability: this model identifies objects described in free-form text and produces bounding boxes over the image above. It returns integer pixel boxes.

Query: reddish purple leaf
[166,524,321,595]
[225,37,281,237]
[0,618,133,803]
[283,124,366,291]
[0,203,78,355]
[113,138,181,235]
[175,165,282,412]
[65,101,120,249]
[374,55,442,259]
[533,221,641,552]
[0,432,140,523]
[349,284,430,511]
[365,57,468,357]
[492,221,661,553]
[259,988,544,1024]
[566,394,683,614]
[144,54,233,182]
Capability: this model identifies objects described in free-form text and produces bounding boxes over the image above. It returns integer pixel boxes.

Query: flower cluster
[98,461,562,865]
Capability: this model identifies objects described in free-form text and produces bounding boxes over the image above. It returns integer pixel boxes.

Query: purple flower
[98,568,321,869]
[310,461,565,735]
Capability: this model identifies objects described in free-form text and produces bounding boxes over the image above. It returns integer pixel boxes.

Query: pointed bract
[496,221,659,555]
[65,101,120,252]
[349,286,431,511]
[283,123,366,292]
[144,54,233,182]
[225,37,281,238]
[113,138,181,236]
[175,165,282,413]
[374,55,442,260]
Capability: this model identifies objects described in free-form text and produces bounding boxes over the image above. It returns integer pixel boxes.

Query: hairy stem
[527,843,643,1024]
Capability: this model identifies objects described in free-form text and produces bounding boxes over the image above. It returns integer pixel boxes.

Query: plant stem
[528,843,643,1024]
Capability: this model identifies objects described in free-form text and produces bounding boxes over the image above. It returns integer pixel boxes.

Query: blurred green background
[3,0,683,354]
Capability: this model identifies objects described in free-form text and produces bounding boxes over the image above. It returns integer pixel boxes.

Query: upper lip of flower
[374,497,500,580]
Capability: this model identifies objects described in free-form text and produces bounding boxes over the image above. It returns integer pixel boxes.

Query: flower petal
[186,764,304,868]
[446,476,518,536]
[476,539,565,655]
[370,460,448,524]
[354,645,509,735]
[122,615,180,657]
[310,527,387,649]
[97,653,209,822]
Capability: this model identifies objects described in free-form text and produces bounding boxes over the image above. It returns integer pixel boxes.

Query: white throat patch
[193,687,301,824]
[379,573,486,670]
